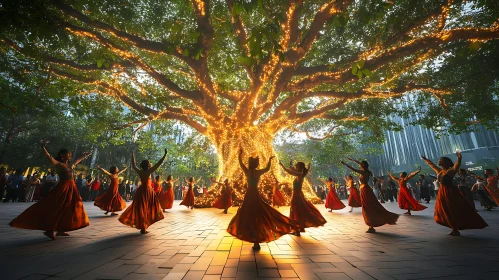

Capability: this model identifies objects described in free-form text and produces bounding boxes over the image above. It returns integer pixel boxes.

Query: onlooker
[418,175,431,204]
[41,170,58,198]
[89,177,101,201]
[125,180,131,202]
[25,174,40,202]
[0,167,7,201]
[4,169,25,202]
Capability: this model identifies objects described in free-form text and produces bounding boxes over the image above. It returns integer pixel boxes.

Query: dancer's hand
[456,151,462,159]
[340,160,345,165]
[164,148,168,155]
[41,139,47,148]
[421,155,428,161]
[269,156,275,161]
[347,157,353,161]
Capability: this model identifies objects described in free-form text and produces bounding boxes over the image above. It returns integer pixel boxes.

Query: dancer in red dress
[180,177,198,209]
[319,177,345,212]
[422,152,488,236]
[227,149,299,250]
[341,158,398,233]
[157,175,176,212]
[211,177,233,214]
[470,168,499,206]
[118,149,166,234]
[9,140,91,240]
[152,176,161,193]
[271,174,287,208]
[281,161,326,235]
[388,167,427,215]
[345,175,362,212]
[94,165,128,215]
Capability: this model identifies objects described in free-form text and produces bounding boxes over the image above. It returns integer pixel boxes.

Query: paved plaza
[1,200,499,280]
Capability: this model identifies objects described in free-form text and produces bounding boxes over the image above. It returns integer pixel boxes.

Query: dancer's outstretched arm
[347,157,363,167]
[340,161,362,174]
[468,171,485,181]
[406,167,422,180]
[238,148,248,173]
[449,152,462,174]
[41,140,60,166]
[96,166,112,177]
[150,149,168,174]
[317,178,327,185]
[131,151,140,172]
[210,177,224,186]
[259,156,274,174]
[118,166,129,175]
[73,150,93,166]
[421,156,441,173]
[279,161,302,176]
[387,172,399,181]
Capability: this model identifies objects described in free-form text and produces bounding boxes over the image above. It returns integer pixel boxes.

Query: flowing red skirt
[94,178,126,212]
[272,189,286,206]
[348,187,362,207]
[227,185,299,243]
[118,185,164,230]
[360,184,398,227]
[9,180,89,232]
[158,188,174,210]
[398,185,427,211]
[290,189,327,231]
[325,187,346,210]
[213,190,232,209]
[434,184,488,230]
[180,189,195,207]
[485,185,499,205]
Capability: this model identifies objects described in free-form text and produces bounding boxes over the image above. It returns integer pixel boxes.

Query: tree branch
[290,126,362,140]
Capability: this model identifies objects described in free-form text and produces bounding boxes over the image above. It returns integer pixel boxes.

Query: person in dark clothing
[418,175,431,204]
[125,181,131,202]
[0,167,8,201]
[456,169,476,210]
[4,169,25,202]
[75,174,84,196]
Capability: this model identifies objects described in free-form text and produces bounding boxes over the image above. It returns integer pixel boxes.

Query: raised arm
[149,149,168,174]
[387,172,399,181]
[340,161,362,174]
[117,165,129,175]
[131,151,140,172]
[210,177,224,186]
[259,156,275,174]
[468,171,485,181]
[317,178,328,185]
[421,156,441,173]
[279,161,302,176]
[238,148,248,173]
[41,140,60,166]
[450,152,462,173]
[406,167,422,180]
[73,149,93,166]
[96,166,112,177]
[195,177,202,184]
[347,157,363,167]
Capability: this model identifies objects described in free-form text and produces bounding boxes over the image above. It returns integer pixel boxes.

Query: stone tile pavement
[1,199,499,280]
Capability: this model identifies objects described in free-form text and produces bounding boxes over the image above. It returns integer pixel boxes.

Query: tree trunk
[194,126,322,207]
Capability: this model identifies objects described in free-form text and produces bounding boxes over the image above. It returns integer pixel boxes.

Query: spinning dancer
[10,140,91,240]
[319,177,345,212]
[119,149,166,234]
[388,167,427,215]
[158,175,176,212]
[94,165,128,216]
[345,175,361,212]
[422,152,487,236]
[227,149,299,250]
[470,168,499,206]
[180,177,199,209]
[281,161,326,235]
[271,174,287,208]
[211,177,233,214]
[341,158,398,233]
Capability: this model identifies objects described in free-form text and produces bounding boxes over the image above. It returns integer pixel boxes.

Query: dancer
[270,174,287,208]
[319,177,345,212]
[227,149,299,250]
[472,178,497,210]
[118,149,166,234]
[180,177,199,209]
[341,158,398,233]
[280,161,326,235]
[422,152,488,236]
[211,177,233,214]
[470,168,499,206]
[388,167,427,215]
[94,165,128,216]
[158,175,176,212]
[457,169,476,210]
[345,175,362,212]
[9,140,91,240]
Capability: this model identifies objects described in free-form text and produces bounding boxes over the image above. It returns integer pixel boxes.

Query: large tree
[1,0,499,203]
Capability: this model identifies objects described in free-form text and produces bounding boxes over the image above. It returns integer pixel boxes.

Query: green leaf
[97,59,103,68]
[183,49,190,57]
[356,71,363,79]
[226,55,234,68]
[357,60,365,69]
[362,68,373,77]
[103,61,110,68]
[469,41,481,51]
[352,64,358,74]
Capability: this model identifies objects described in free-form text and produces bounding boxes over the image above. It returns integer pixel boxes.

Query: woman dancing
[422,152,488,236]
[281,161,326,235]
[157,175,176,212]
[118,149,167,234]
[319,177,345,212]
[94,165,128,216]
[470,168,499,206]
[227,149,299,250]
[10,140,91,240]
[180,177,199,209]
[270,174,287,208]
[345,175,362,212]
[388,167,427,215]
[341,158,398,233]
[211,177,233,214]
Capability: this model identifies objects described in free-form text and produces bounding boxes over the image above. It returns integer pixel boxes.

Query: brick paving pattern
[1,200,498,280]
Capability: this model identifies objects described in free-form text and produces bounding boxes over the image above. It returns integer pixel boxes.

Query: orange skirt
[158,188,174,210]
[348,187,362,207]
[119,185,164,230]
[9,180,89,232]
[272,189,286,207]
[360,184,398,227]
[325,188,346,210]
[434,184,488,230]
[398,185,427,211]
[94,180,126,212]
[485,185,499,205]
[290,190,327,231]
[227,186,299,243]
[213,190,232,209]
[180,189,195,207]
